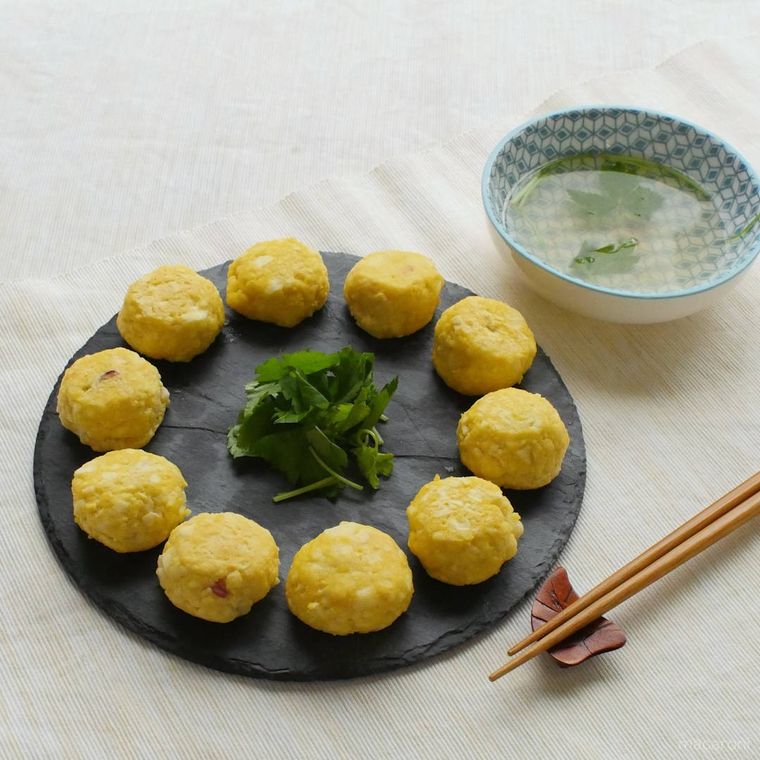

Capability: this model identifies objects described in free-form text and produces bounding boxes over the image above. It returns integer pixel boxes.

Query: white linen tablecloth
[2,0,760,282]
[2,9,760,759]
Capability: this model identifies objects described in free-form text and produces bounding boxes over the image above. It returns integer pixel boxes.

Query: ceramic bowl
[482,106,760,323]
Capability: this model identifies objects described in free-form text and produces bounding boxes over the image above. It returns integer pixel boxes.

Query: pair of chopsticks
[489,471,760,681]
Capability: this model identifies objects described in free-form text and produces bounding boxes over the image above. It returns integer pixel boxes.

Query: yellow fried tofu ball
[157,512,279,623]
[226,238,329,327]
[72,449,189,553]
[432,296,536,396]
[407,475,524,585]
[117,265,224,362]
[286,522,413,635]
[57,347,170,452]
[457,388,569,489]
[343,250,444,338]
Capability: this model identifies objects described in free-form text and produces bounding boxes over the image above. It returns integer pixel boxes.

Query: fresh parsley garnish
[725,211,760,242]
[571,237,640,273]
[567,171,664,220]
[227,347,398,502]
[572,237,639,265]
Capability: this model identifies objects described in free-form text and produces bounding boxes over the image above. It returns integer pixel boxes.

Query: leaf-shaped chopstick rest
[531,567,627,667]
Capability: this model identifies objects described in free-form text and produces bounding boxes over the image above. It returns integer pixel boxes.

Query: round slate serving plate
[34,252,585,681]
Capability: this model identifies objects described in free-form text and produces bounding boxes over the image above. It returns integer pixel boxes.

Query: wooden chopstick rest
[490,485,760,681]
[531,567,626,667]
[507,470,760,657]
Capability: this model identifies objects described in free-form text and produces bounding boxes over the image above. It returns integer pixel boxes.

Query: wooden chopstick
[489,486,760,681]
[507,471,760,657]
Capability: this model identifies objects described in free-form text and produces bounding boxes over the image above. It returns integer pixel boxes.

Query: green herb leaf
[305,426,349,472]
[599,154,710,200]
[566,189,616,216]
[327,395,371,435]
[272,408,313,425]
[627,185,664,218]
[324,348,372,403]
[593,237,638,255]
[227,346,398,502]
[242,382,279,417]
[255,350,340,383]
[725,211,760,241]
[570,238,639,276]
[572,238,639,269]
[566,166,664,222]
[363,377,399,430]
[353,443,394,489]
[228,398,277,457]
[246,428,317,484]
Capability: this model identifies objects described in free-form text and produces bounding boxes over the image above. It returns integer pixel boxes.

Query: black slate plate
[34,252,585,680]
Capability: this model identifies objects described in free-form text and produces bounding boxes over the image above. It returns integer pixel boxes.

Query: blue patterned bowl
[482,106,760,322]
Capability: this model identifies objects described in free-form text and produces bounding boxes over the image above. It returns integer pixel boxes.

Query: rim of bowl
[482,104,760,301]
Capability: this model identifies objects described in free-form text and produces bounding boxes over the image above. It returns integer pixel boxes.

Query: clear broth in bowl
[504,153,732,293]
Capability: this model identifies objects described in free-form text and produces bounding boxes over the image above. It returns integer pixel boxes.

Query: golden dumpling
[226,238,329,327]
[457,388,569,489]
[343,250,443,338]
[286,522,413,635]
[57,347,169,452]
[157,512,279,623]
[72,449,188,552]
[117,264,224,362]
[433,296,536,396]
[407,475,524,585]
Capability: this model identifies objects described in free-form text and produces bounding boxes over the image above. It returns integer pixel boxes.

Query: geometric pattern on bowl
[485,107,760,293]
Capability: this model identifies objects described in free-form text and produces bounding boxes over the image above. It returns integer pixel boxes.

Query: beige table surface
[1,5,759,759]
[2,1,759,282]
